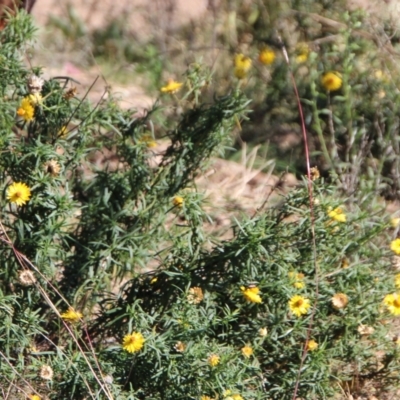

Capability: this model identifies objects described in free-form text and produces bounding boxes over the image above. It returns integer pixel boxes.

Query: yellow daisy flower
[258,47,275,65]
[234,53,252,79]
[241,286,262,303]
[6,182,31,206]
[241,345,253,358]
[306,339,318,351]
[17,97,35,121]
[328,207,346,223]
[207,353,220,367]
[173,196,184,208]
[289,295,310,317]
[122,332,145,353]
[391,239,400,255]
[30,395,41,400]
[383,293,400,316]
[60,307,83,323]
[295,43,310,63]
[160,80,183,94]
[391,217,400,228]
[321,71,342,91]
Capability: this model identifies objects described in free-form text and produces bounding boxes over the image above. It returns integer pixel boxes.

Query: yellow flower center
[394,298,400,307]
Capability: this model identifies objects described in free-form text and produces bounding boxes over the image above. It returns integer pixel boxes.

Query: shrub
[1,10,400,400]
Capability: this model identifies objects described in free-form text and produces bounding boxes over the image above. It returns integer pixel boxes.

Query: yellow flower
[6,182,31,206]
[61,307,83,323]
[58,126,68,138]
[258,47,275,65]
[391,218,400,228]
[207,353,220,367]
[173,196,184,208]
[306,339,318,351]
[122,332,145,353]
[139,133,157,148]
[328,207,346,223]
[391,239,400,255]
[321,71,342,91]
[289,295,310,317]
[289,272,305,289]
[28,93,43,106]
[234,53,252,79]
[295,43,310,63]
[294,281,305,289]
[331,293,349,310]
[17,97,34,121]
[231,395,243,400]
[44,160,61,177]
[383,293,400,316]
[241,345,253,358]
[241,286,262,303]
[29,395,41,400]
[161,79,183,94]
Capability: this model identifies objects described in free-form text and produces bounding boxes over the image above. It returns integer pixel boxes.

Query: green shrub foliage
[1,10,400,400]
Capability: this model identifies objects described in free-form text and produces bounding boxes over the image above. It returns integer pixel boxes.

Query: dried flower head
[307,339,318,351]
[7,182,31,206]
[357,324,374,336]
[310,166,320,181]
[64,86,77,100]
[161,80,183,94]
[392,256,400,271]
[289,295,311,317]
[321,71,342,91]
[18,270,36,286]
[259,327,268,337]
[28,74,44,94]
[40,365,53,380]
[187,287,203,304]
[207,354,220,367]
[17,97,34,121]
[332,293,349,309]
[61,307,83,323]
[391,239,400,255]
[241,286,262,303]
[241,345,253,358]
[122,332,145,353]
[174,341,186,352]
[341,258,350,269]
[44,160,61,177]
